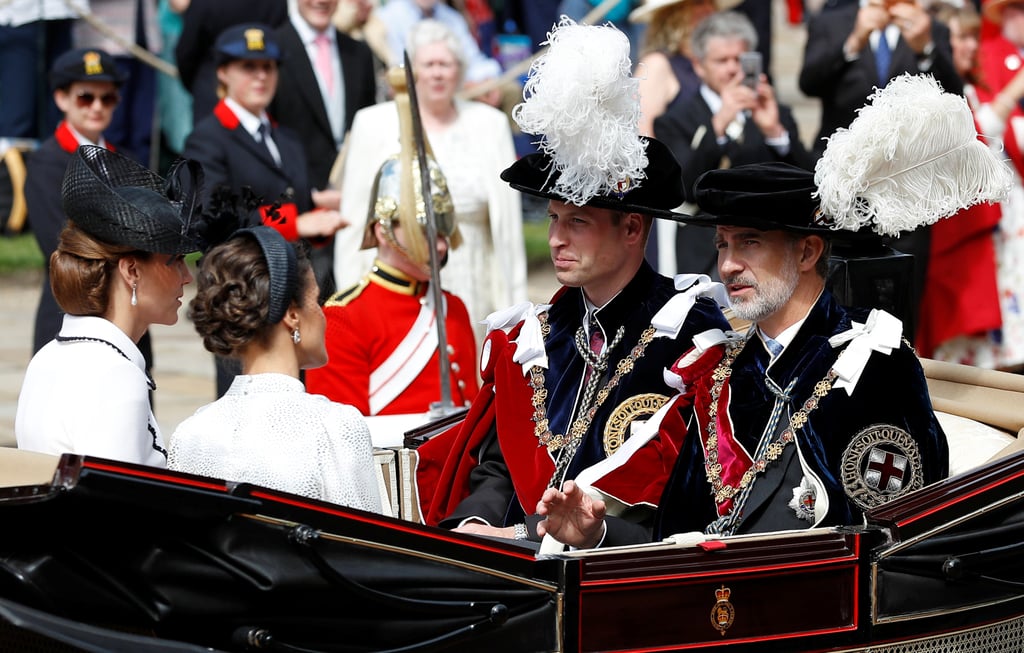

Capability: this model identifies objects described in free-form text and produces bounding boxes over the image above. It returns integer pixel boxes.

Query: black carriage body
[1,452,1024,652]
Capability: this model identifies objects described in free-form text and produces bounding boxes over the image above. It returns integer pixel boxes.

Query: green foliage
[0,234,44,273]
[523,221,549,269]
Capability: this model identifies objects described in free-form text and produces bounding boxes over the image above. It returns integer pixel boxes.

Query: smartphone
[740,51,762,90]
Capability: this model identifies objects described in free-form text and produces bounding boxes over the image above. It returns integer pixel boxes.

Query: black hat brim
[500,137,691,222]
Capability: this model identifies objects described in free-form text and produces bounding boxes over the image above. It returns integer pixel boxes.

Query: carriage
[1,358,1023,653]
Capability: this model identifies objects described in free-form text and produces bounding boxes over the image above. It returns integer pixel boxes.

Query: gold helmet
[359,66,462,269]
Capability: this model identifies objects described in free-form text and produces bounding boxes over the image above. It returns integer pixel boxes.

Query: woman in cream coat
[333,19,526,333]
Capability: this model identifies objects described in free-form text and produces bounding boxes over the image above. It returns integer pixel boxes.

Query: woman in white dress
[333,19,526,335]
[169,226,381,511]
[16,145,201,466]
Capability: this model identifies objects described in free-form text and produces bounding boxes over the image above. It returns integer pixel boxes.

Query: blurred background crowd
[2,0,1022,375]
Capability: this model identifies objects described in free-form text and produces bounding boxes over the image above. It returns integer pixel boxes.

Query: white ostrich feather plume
[815,74,1012,237]
[511,17,647,206]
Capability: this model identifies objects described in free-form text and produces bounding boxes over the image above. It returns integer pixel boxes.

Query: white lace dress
[168,373,381,511]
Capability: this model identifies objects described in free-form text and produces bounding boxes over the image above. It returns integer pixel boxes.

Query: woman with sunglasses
[16,145,203,467]
[25,48,128,356]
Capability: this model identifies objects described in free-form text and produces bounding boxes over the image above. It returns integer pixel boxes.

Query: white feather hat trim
[511,17,647,207]
[814,74,1012,237]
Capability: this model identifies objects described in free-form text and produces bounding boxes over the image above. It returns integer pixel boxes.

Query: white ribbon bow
[827,309,903,396]
[651,274,731,340]
[481,302,550,375]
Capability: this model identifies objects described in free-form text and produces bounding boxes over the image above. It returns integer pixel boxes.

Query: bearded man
[536,162,950,547]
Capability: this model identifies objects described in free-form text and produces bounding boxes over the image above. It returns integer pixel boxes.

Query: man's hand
[311,188,342,211]
[845,1,890,56]
[452,522,516,539]
[711,76,757,139]
[296,209,348,239]
[535,480,607,549]
[751,76,785,139]
[889,1,932,55]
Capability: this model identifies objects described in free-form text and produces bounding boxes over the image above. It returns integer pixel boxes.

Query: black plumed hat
[500,137,688,220]
[61,145,204,255]
[685,162,836,234]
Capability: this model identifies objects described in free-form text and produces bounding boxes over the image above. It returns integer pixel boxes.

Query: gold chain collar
[529,311,657,453]
[704,339,839,506]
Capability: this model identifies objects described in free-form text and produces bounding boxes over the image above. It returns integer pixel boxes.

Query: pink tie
[315,33,334,96]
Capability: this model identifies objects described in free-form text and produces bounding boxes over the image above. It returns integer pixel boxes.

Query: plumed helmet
[361,153,461,269]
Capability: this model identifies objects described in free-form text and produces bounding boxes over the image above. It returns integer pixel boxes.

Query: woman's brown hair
[50,222,148,316]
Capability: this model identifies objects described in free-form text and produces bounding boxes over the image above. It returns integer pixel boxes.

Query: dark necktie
[876,29,892,87]
[256,123,279,166]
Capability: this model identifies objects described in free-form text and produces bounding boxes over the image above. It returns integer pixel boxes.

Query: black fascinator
[61,145,204,255]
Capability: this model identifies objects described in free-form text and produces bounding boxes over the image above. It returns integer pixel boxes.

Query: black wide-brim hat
[61,145,204,256]
[215,23,282,66]
[49,48,127,91]
[500,137,688,221]
[687,162,844,234]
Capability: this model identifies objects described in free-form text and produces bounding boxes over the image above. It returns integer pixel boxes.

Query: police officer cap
[49,48,126,91]
[215,23,282,66]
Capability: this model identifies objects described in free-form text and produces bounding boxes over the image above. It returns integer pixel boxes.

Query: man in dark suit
[799,0,963,338]
[175,0,289,123]
[655,11,813,279]
[799,0,962,160]
[270,0,378,299]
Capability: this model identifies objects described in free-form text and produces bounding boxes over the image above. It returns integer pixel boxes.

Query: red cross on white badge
[865,448,908,492]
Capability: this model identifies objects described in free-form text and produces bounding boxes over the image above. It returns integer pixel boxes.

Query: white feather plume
[511,17,647,206]
[814,74,1012,237]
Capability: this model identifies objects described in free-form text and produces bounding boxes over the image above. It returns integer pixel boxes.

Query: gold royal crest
[244,29,266,52]
[83,51,103,75]
[710,585,735,636]
[602,393,669,456]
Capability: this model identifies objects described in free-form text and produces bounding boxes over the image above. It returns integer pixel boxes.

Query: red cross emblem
[865,448,907,492]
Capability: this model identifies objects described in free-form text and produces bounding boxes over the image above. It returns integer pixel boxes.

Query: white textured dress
[168,373,381,512]
[333,99,527,335]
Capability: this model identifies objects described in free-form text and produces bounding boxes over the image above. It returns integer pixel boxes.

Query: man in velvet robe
[536,162,949,548]
[413,137,731,544]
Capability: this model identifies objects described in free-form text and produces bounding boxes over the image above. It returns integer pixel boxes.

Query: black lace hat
[49,48,126,91]
[61,145,204,255]
[214,23,282,66]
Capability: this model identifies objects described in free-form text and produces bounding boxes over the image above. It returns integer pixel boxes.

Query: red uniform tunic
[305,261,480,416]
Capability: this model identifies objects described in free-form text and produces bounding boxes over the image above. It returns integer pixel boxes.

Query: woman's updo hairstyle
[189,227,312,358]
[50,222,148,316]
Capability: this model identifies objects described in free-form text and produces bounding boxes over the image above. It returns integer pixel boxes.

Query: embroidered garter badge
[603,393,669,456]
[840,424,923,511]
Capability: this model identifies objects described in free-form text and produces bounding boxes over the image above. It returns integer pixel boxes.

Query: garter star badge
[710,585,735,635]
[840,424,923,511]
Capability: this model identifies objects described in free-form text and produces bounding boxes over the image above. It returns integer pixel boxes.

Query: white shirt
[290,12,345,145]
[16,314,166,467]
[1,0,87,26]
[168,373,382,512]
[225,97,281,165]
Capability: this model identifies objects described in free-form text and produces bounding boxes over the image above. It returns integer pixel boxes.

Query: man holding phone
[654,10,812,279]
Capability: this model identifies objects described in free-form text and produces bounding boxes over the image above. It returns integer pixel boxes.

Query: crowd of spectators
[4,0,1022,388]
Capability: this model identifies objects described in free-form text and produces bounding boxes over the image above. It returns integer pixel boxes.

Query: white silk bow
[482,301,550,375]
[651,273,731,340]
[827,309,903,396]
